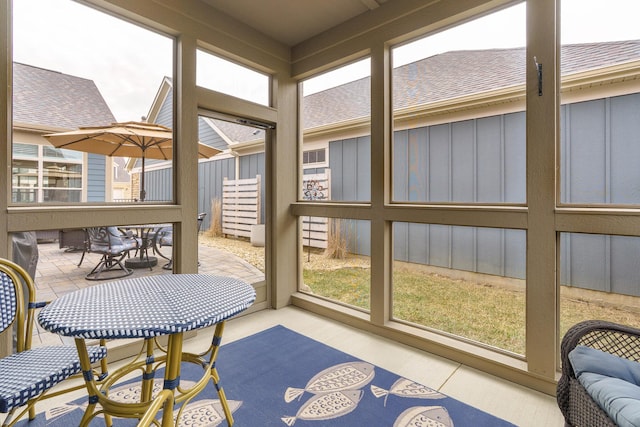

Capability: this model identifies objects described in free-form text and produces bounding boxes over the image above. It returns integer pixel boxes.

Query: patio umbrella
[44,121,221,201]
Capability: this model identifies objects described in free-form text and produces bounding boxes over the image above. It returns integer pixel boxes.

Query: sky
[12,0,640,121]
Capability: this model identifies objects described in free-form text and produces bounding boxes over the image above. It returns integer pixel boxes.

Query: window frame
[11,142,84,203]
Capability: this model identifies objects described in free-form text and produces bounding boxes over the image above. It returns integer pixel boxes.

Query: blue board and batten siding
[389,112,527,280]
[329,136,371,256]
[143,157,236,230]
[199,157,236,230]
[393,113,525,203]
[561,94,640,204]
[387,94,639,294]
[330,136,371,202]
[142,168,172,202]
[86,153,105,201]
[559,93,640,295]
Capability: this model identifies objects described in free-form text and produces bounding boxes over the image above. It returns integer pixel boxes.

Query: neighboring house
[128,77,265,219]
[12,62,117,204]
[138,41,640,295]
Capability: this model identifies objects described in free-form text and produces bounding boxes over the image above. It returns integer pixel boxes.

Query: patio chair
[85,226,139,281]
[0,258,107,427]
[557,320,640,426]
[158,212,207,270]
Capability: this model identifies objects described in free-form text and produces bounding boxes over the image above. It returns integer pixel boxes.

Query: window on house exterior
[302,148,326,166]
[11,143,82,203]
[197,49,270,106]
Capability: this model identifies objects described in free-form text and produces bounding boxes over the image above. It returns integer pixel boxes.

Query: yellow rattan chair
[0,258,107,427]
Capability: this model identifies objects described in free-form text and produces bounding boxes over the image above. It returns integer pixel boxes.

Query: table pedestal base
[125,256,158,269]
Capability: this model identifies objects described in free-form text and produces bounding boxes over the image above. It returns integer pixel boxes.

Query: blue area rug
[18,325,515,426]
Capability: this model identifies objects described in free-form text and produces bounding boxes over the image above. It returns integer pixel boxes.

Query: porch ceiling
[199,0,391,46]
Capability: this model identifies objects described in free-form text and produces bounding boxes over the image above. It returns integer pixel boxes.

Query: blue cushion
[577,373,640,427]
[570,346,640,385]
[159,232,173,247]
[570,346,640,427]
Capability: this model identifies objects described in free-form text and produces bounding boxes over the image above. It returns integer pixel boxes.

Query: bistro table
[38,274,256,426]
[122,224,171,269]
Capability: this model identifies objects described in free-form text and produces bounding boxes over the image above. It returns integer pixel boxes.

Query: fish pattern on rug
[393,405,454,427]
[16,325,516,426]
[282,390,364,425]
[282,361,375,424]
[371,378,447,407]
[281,361,453,426]
[284,361,375,402]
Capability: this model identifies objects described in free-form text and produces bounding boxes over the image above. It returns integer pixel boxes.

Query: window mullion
[370,43,391,325]
[525,0,560,379]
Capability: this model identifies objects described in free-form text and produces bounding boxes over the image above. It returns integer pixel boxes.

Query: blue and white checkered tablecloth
[37,274,256,339]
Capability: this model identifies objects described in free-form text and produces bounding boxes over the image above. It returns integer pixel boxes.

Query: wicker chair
[0,258,107,427]
[557,320,640,427]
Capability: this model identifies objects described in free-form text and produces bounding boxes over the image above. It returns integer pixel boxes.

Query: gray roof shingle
[13,62,116,130]
[303,40,640,129]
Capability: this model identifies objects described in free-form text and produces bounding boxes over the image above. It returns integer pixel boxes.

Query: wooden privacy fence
[222,175,261,238]
[302,171,330,249]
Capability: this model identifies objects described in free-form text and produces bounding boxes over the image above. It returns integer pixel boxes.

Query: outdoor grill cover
[11,231,39,280]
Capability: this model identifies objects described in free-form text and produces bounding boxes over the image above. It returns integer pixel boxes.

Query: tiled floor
[18,240,565,426]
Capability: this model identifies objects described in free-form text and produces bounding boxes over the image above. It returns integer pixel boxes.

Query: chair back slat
[0,259,35,352]
[0,269,17,333]
[87,227,111,251]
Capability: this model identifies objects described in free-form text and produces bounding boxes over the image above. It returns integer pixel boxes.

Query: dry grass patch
[205,198,223,237]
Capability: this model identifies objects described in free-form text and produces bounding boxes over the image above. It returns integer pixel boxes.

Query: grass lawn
[303,265,640,355]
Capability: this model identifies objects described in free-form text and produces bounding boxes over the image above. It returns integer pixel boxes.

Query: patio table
[37,274,256,426]
[121,224,171,269]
